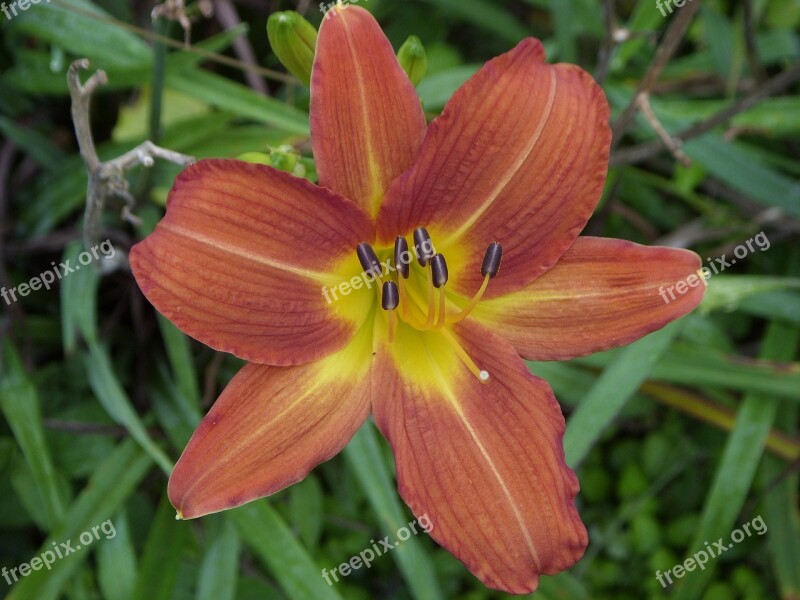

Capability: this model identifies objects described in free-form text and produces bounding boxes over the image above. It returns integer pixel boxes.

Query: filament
[447,274,490,324]
[440,328,490,383]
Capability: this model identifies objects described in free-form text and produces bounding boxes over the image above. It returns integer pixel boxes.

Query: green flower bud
[267,11,317,86]
[397,35,427,86]
[269,145,298,173]
[237,152,273,166]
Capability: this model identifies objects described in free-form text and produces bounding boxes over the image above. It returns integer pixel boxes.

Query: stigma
[355,228,503,384]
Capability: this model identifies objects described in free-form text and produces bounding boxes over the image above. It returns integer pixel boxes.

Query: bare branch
[215,0,268,95]
[611,2,701,150]
[636,93,691,166]
[594,0,617,84]
[68,59,195,274]
[611,63,800,167]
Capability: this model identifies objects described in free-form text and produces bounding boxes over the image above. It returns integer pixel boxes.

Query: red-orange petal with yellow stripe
[372,320,587,593]
[377,38,610,298]
[473,237,706,361]
[169,323,374,519]
[311,5,427,219]
[130,159,375,367]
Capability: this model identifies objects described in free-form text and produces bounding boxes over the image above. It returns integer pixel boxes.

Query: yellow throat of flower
[356,228,502,384]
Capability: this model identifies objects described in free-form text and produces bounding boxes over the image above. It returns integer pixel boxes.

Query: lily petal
[472,237,705,361]
[372,320,586,593]
[311,5,427,219]
[130,159,374,367]
[169,322,374,519]
[376,38,610,297]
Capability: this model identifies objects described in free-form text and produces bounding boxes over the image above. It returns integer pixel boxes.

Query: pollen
[355,232,503,384]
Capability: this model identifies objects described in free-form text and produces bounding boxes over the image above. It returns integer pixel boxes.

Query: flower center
[355,227,502,384]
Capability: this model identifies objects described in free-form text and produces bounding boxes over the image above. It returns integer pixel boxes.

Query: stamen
[423,265,436,328]
[430,254,449,288]
[398,272,430,329]
[413,226,435,266]
[388,310,397,343]
[431,253,448,330]
[372,235,502,351]
[356,242,382,278]
[382,281,399,342]
[481,242,503,277]
[446,275,489,324]
[447,243,503,324]
[434,287,447,330]
[381,281,399,311]
[394,236,410,279]
[440,328,490,384]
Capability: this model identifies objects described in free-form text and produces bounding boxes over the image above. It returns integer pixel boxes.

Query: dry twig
[611,2,701,150]
[611,63,800,167]
[68,59,195,273]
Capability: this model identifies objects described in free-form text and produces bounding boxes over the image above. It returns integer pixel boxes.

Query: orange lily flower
[130,6,705,593]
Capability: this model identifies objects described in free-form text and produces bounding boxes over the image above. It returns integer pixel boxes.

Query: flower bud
[267,11,317,86]
[397,35,427,86]
[237,152,273,166]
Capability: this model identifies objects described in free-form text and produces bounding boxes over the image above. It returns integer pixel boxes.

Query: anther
[394,236,410,279]
[413,226,435,266]
[481,242,503,277]
[381,281,399,311]
[430,254,449,288]
[356,242,381,277]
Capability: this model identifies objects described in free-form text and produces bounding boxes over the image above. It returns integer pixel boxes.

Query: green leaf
[738,291,800,327]
[230,501,344,600]
[157,316,200,411]
[759,402,800,598]
[288,474,324,551]
[683,134,800,218]
[97,512,138,600]
[10,0,151,70]
[574,342,800,400]
[166,68,309,135]
[84,342,173,474]
[417,65,479,111]
[671,323,799,600]
[7,440,152,600]
[418,0,529,43]
[196,517,241,600]
[131,494,190,600]
[563,320,684,467]
[0,340,66,528]
[60,242,101,351]
[344,421,444,600]
[699,276,800,313]
[0,116,65,168]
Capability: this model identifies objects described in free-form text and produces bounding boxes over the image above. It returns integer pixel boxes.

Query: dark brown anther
[413,226,435,266]
[430,254,449,288]
[356,242,381,277]
[481,242,503,277]
[381,281,399,310]
[394,236,410,279]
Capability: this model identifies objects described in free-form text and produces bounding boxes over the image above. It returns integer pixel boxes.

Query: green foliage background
[1,0,799,599]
